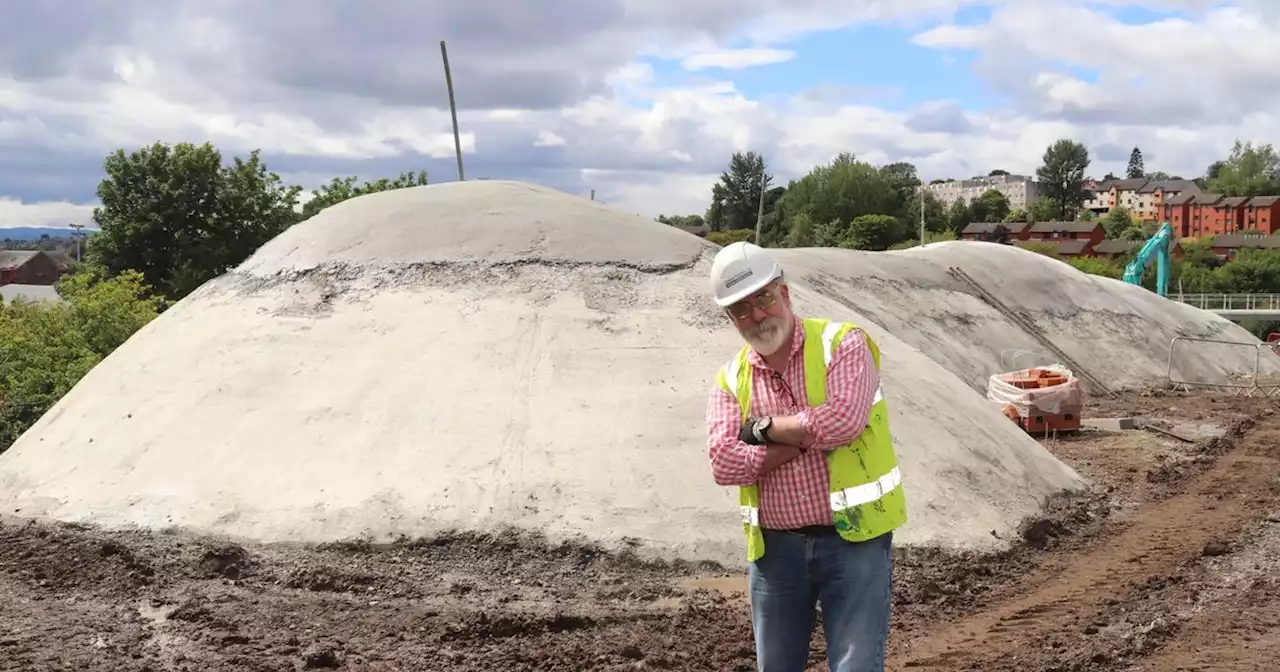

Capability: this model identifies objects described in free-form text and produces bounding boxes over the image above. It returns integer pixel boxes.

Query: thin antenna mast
[440,40,465,181]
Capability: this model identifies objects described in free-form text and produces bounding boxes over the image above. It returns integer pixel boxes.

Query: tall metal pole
[70,223,84,262]
[440,40,465,181]
[919,189,926,246]
[754,162,767,245]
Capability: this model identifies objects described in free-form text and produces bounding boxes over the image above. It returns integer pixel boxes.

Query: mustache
[745,316,783,336]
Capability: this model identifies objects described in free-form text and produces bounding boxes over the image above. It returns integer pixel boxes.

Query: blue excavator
[1122,221,1174,297]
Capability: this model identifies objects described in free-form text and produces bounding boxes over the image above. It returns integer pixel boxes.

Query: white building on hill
[917,173,1040,210]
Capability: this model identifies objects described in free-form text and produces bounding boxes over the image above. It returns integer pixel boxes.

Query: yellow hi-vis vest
[716,317,908,562]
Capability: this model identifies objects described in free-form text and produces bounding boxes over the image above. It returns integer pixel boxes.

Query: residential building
[960,220,1105,254]
[1025,220,1106,250]
[1085,178,1200,220]
[1209,233,1280,259]
[1134,179,1200,222]
[45,251,74,273]
[0,251,61,286]
[919,173,1040,211]
[1083,178,1147,215]
[1166,193,1280,237]
[1244,195,1280,233]
[958,221,1030,241]
[1163,192,1197,235]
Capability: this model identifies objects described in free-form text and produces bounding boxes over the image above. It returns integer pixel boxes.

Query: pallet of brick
[987,365,1083,434]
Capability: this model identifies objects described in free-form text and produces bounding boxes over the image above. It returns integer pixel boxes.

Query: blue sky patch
[641,12,1009,112]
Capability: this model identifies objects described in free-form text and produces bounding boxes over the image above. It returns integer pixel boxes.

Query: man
[704,241,908,672]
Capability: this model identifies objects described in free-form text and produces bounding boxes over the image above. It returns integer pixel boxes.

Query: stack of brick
[987,366,1083,434]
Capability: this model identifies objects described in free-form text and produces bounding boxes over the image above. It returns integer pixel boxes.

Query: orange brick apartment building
[1163,193,1280,238]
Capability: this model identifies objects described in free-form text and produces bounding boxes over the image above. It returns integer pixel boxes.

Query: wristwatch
[739,416,773,445]
[754,416,773,444]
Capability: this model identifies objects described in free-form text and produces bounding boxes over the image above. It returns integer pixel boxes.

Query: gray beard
[743,314,791,356]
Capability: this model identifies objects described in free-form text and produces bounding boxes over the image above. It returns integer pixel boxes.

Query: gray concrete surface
[776,242,1280,394]
[0,181,1114,568]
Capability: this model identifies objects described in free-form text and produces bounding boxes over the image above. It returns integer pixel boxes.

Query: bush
[705,228,756,246]
[0,270,163,453]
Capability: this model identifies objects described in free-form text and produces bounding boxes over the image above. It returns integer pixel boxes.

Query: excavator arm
[1122,221,1174,297]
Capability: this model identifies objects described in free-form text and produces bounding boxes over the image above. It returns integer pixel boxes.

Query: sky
[2,0,1280,229]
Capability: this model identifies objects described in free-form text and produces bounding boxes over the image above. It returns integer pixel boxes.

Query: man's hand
[761,445,802,474]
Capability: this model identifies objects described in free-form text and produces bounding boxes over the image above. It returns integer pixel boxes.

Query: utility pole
[440,40,465,181]
[754,160,768,245]
[69,223,84,262]
[919,189,926,246]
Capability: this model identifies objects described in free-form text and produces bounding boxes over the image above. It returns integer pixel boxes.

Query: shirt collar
[745,316,804,370]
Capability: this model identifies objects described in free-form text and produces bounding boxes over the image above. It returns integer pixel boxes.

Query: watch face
[758,417,771,430]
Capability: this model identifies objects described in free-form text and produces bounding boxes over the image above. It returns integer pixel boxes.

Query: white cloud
[680,47,796,70]
[534,130,566,147]
[0,198,96,229]
[3,0,1280,226]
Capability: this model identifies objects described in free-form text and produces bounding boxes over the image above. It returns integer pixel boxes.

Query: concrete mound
[774,242,1280,395]
[0,181,1085,567]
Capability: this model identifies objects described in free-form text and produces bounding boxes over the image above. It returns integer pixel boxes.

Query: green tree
[89,142,303,301]
[971,189,1011,223]
[982,224,1013,244]
[1028,197,1060,222]
[1103,206,1139,239]
[1035,139,1091,220]
[1004,208,1029,224]
[878,162,921,219]
[812,218,848,248]
[301,170,428,220]
[1205,140,1280,197]
[1214,248,1280,293]
[1127,147,1144,179]
[1069,257,1123,278]
[706,151,771,232]
[905,191,949,234]
[888,229,958,250]
[948,198,970,230]
[772,153,900,245]
[705,229,755,246]
[0,271,163,453]
[845,214,907,250]
[785,213,817,248]
[657,214,706,228]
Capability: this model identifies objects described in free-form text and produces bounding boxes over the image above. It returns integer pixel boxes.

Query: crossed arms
[704,329,881,487]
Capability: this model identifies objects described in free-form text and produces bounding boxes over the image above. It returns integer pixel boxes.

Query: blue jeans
[748,529,893,672]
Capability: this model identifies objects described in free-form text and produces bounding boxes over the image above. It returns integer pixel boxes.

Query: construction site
[2,179,1279,671]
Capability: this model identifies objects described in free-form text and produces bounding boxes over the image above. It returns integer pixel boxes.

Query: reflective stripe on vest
[740,465,901,526]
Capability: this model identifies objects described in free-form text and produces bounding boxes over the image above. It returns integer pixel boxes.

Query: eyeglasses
[727,286,780,320]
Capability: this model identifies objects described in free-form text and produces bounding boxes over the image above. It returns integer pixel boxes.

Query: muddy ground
[2,391,1279,671]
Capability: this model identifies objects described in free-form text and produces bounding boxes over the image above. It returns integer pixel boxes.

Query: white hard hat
[709,241,782,307]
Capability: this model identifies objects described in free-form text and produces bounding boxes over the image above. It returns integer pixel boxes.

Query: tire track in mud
[892,421,1280,671]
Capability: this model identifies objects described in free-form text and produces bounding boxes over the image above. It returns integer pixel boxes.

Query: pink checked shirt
[705,318,881,530]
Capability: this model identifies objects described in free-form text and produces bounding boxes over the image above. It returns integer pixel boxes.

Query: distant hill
[0,227,93,241]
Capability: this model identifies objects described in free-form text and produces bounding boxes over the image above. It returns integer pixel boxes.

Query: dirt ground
[3,390,1279,671]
